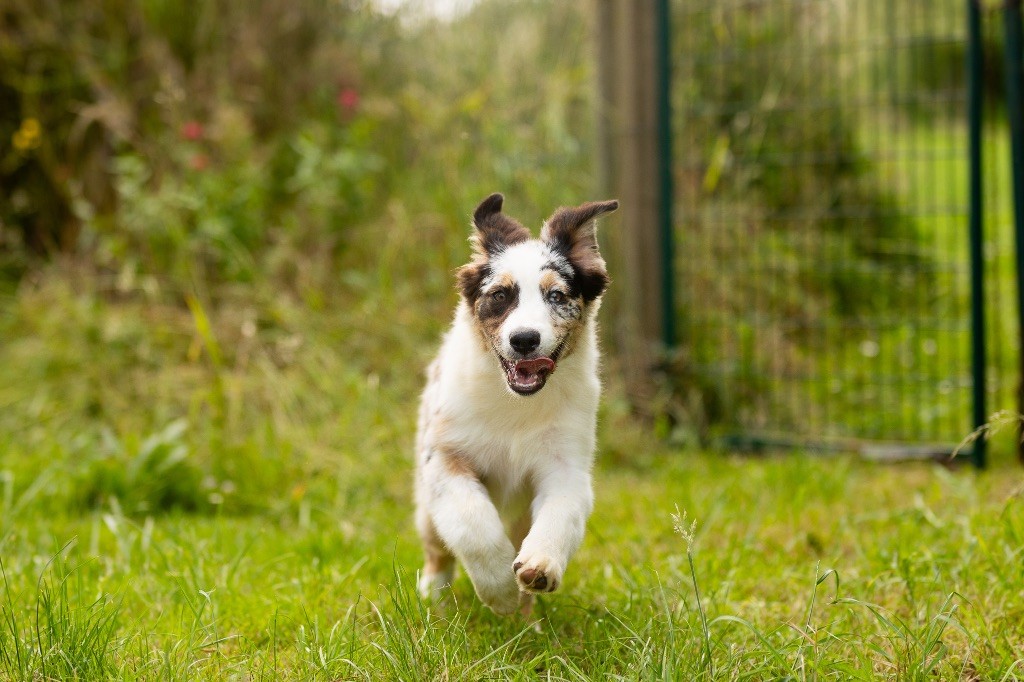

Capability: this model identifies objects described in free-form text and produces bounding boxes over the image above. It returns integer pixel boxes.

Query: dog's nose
[509,329,541,355]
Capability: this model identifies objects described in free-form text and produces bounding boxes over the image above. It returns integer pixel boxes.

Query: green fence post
[1003,0,1024,463]
[655,0,676,349]
[969,0,987,468]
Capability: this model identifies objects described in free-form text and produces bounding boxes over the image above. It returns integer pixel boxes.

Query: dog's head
[457,193,618,396]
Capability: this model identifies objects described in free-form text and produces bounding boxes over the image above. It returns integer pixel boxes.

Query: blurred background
[2,0,1023,516]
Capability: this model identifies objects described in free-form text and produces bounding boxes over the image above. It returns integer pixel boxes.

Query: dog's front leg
[514,463,593,594]
[423,453,520,615]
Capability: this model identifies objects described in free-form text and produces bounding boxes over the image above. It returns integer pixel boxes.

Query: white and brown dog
[414,193,618,615]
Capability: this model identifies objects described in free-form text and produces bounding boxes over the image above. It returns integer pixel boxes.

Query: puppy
[414,193,618,615]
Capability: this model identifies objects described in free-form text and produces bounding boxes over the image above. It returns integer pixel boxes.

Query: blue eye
[547,290,566,304]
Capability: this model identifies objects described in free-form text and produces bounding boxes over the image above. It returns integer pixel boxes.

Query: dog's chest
[449,412,555,474]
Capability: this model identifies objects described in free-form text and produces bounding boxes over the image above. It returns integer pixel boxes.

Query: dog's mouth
[499,357,556,395]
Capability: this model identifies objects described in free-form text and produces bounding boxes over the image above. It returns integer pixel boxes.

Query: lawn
[2,276,1024,680]
[4,1,1024,678]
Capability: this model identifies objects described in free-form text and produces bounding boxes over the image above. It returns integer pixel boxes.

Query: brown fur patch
[441,449,477,479]
[424,544,454,578]
[541,200,617,302]
[416,509,454,577]
[509,511,533,552]
[539,270,561,291]
[457,260,490,306]
[492,272,516,290]
[473,277,519,352]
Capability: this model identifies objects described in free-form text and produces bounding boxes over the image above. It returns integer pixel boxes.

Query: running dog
[414,192,618,615]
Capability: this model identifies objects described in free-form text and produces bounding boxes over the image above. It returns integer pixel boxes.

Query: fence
[599,0,1024,465]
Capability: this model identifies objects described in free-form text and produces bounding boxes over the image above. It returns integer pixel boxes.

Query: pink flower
[336,88,360,113]
[181,120,204,141]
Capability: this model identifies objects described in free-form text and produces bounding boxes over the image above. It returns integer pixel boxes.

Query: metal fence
[665,0,1022,462]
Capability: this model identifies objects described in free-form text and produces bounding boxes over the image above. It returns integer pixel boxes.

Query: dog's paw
[475,576,521,615]
[417,567,453,602]
[480,589,520,616]
[512,553,562,594]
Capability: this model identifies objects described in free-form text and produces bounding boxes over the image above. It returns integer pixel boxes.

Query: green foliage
[0,0,394,284]
[71,419,210,515]
[874,0,1005,121]
[1,0,597,300]
[1,1,1022,676]
[93,121,386,284]
[680,5,910,251]
[2,248,1022,678]
[669,1,955,438]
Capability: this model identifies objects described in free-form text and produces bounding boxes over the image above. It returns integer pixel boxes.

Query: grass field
[5,1,1024,678]
[2,274,1024,680]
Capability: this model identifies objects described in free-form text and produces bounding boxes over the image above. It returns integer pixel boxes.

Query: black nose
[509,329,541,355]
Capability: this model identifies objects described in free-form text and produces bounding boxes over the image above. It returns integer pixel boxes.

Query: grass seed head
[672,505,698,551]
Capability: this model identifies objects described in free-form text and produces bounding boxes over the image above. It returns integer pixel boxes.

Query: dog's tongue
[514,358,555,385]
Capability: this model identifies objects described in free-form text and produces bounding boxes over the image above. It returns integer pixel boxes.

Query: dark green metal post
[655,0,676,348]
[1003,0,1024,463]
[968,0,987,468]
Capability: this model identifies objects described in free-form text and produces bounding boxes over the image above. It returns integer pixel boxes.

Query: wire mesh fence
[669,0,1018,452]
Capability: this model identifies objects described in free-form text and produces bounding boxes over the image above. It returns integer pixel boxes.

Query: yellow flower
[12,118,41,152]
[21,118,40,138]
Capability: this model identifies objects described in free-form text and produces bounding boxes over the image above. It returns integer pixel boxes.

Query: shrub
[0,0,394,286]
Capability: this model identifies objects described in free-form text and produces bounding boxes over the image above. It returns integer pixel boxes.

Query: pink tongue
[514,358,555,382]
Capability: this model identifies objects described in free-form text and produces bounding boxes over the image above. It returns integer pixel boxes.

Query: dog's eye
[547,290,566,305]
[491,290,507,303]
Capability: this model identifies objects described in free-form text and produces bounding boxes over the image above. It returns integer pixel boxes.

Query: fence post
[1002,0,1024,463]
[595,0,676,408]
[968,0,987,468]
[655,0,677,350]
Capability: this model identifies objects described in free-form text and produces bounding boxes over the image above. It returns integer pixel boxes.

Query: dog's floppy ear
[541,200,618,301]
[458,193,531,305]
[470,192,531,256]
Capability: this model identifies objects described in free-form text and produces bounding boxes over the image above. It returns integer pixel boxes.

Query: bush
[0,0,396,286]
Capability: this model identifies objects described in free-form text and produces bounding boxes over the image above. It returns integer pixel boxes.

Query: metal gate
[667,0,1022,463]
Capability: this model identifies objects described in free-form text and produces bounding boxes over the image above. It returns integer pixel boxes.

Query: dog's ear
[458,193,531,305]
[541,200,618,301]
[470,193,531,257]
[456,259,489,306]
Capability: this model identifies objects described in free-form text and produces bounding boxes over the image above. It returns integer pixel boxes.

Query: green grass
[4,1,1024,677]
[2,276,1024,680]
[2,441,1023,679]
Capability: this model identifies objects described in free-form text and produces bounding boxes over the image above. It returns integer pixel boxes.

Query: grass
[2,441,1023,678]
[2,274,1024,679]
[4,1,1024,677]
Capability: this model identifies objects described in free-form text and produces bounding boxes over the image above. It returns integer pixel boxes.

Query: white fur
[486,243,565,358]
[414,240,602,616]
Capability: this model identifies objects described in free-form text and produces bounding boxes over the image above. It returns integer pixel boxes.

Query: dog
[414,192,618,615]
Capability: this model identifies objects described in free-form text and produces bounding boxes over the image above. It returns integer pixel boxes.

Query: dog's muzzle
[500,356,555,395]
